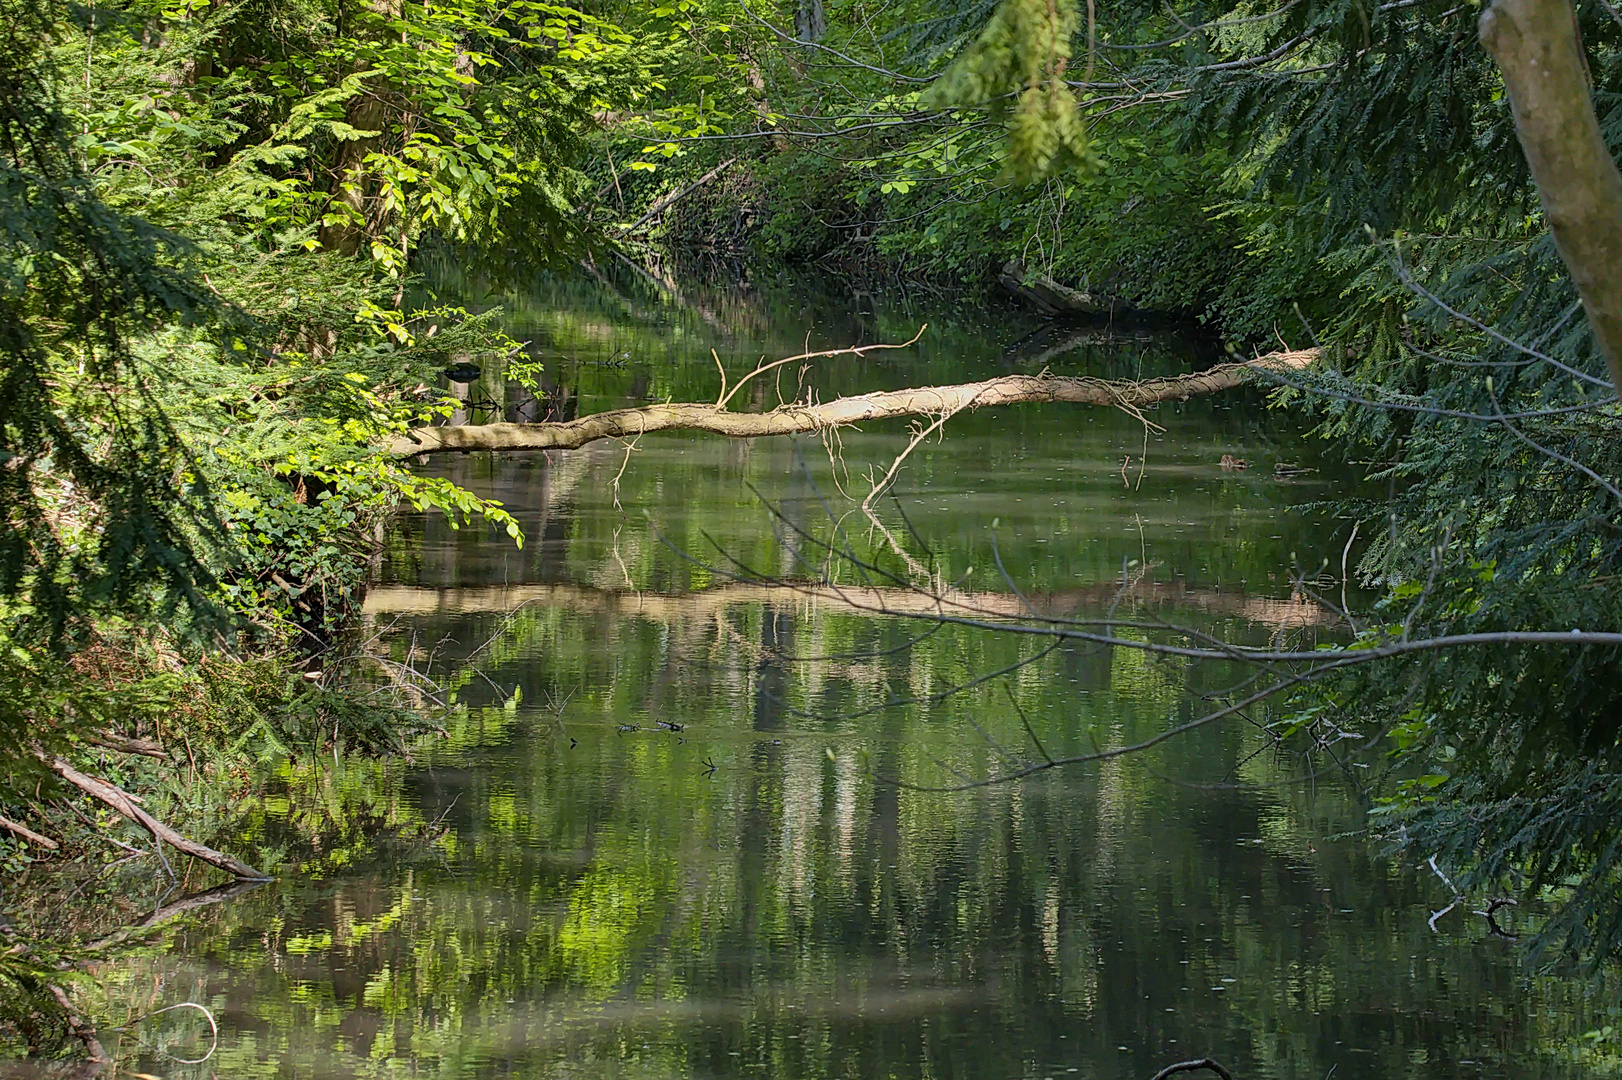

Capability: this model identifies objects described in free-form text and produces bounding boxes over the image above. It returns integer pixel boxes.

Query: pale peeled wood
[389,350,1319,457]
[363,580,1334,630]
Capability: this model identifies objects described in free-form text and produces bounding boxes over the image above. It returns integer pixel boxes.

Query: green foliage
[1,0,229,652]
[0,0,644,815]
[80,0,656,272]
[1266,227,1622,968]
[924,0,1092,180]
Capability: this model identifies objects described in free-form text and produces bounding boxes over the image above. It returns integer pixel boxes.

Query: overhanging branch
[389,350,1319,457]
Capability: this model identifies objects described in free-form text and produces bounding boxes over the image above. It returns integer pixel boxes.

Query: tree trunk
[1480,0,1622,390]
[388,351,1317,456]
[363,579,1335,629]
[319,0,402,255]
[49,758,271,880]
[796,0,827,42]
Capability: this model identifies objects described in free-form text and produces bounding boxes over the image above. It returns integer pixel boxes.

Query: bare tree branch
[390,351,1319,456]
[0,813,57,850]
[616,157,738,234]
[47,758,270,881]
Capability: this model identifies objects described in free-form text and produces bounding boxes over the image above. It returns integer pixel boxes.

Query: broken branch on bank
[390,349,1319,457]
[46,757,270,881]
[0,813,58,850]
[84,731,172,760]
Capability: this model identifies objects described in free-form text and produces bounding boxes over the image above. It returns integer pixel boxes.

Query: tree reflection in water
[79,274,1617,1080]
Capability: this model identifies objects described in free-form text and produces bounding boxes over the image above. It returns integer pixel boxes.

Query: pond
[78,267,1610,1078]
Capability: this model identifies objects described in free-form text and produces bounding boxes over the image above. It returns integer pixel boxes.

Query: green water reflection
[87,270,1614,1079]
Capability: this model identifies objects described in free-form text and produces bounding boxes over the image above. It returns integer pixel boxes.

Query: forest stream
[60,271,1611,1079]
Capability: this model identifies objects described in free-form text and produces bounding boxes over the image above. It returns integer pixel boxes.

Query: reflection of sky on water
[82,271,1609,1080]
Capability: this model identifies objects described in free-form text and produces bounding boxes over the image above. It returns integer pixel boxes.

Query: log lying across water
[388,350,1318,457]
[363,579,1334,631]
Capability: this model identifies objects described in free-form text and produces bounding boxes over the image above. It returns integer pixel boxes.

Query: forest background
[3,0,1621,1058]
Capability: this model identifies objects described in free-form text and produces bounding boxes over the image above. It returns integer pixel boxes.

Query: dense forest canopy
[3,0,1621,1063]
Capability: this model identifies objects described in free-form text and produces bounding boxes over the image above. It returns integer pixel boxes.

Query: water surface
[76,270,1613,1078]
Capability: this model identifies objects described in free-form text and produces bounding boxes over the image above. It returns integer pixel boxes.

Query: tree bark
[48,758,271,880]
[1480,0,1622,390]
[796,0,827,42]
[363,579,1334,629]
[998,259,1112,316]
[389,350,1317,456]
[0,813,57,849]
[318,0,403,255]
[84,731,172,759]
[617,157,739,234]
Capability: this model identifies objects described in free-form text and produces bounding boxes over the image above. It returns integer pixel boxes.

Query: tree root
[389,350,1319,457]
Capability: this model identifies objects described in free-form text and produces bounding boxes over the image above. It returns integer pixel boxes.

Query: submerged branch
[48,984,108,1071]
[1150,1060,1235,1080]
[88,879,267,952]
[389,350,1319,457]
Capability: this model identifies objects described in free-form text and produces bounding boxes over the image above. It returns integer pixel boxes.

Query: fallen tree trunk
[363,578,1334,630]
[998,259,1114,316]
[618,156,738,235]
[390,350,1317,456]
[48,758,271,881]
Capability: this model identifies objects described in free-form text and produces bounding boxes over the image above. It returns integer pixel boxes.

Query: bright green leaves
[396,474,524,546]
[169,0,653,267]
[923,0,1092,182]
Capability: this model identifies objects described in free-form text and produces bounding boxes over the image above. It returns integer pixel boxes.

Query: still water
[84,270,1614,1077]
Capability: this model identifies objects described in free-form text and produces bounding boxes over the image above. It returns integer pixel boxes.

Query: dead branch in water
[48,984,109,1071]
[46,758,270,881]
[389,349,1320,457]
[1150,1060,1234,1080]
